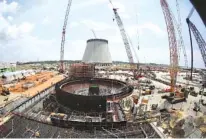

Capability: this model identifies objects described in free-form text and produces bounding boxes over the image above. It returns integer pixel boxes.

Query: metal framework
[60,0,72,72]
[174,0,189,84]
[187,8,195,80]
[174,0,188,74]
[0,93,161,138]
[187,19,206,67]
[160,0,178,92]
[109,0,137,73]
[112,8,134,64]
[1,115,159,138]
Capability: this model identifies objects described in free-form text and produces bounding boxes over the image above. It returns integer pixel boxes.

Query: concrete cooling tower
[82,39,112,64]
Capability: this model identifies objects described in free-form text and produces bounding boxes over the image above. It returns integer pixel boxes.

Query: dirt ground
[22,74,64,97]
[7,71,56,93]
[0,74,64,106]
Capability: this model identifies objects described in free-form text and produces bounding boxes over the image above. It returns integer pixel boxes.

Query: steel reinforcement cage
[69,63,95,78]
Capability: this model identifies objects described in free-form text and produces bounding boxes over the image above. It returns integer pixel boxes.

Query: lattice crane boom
[176,0,182,27]
[60,0,72,72]
[186,19,206,67]
[112,8,134,64]
[160,0,179,92]
[175,0,188,72]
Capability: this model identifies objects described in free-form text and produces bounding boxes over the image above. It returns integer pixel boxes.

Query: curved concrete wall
[82,39,112,63]
[55,78,133,112]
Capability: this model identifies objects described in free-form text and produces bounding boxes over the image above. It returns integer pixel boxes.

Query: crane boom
[172,1,189,82]
[175,0,188,71]
[186,19,206,67]
[160,0,179,92]
[176,0,182,27]
[60,0,72,72]
[112,8,134,64]
[91,29,97,38]
[164,0,188,75]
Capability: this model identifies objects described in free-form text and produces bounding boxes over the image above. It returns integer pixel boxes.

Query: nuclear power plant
[82,39,112,66]
[1,0,206,138]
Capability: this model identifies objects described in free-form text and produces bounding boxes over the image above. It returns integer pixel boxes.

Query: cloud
[0,22,34,41]
[127,22,165,37]
[42,17,50,25]
[1,34,58,62]
[80,20,112,31]
[18,22,34,33]
[0,14,9,29]
[65,40,86,60]
[72,0,107,10]
[107,35,122,43]
[0,0,19,14]
[141,23,165,35]
[7,16,13,21]
[121,13,131,19]
[69,22,80,28]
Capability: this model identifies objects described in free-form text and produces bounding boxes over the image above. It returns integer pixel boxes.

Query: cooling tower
[82,39,112,64]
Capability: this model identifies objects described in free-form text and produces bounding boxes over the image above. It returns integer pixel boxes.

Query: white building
[0,62,16,69]
[82,39,112,66]
[1,70,35,84]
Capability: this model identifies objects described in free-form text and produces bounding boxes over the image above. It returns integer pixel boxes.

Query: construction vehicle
[109,0,141,80]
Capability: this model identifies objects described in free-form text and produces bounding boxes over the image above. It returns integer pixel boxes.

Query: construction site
[0,0,206,138]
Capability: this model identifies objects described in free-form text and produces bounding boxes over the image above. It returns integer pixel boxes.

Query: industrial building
[82,39,112,66]
[1,0,206,138]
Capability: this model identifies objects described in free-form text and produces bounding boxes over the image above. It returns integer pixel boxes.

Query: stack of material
[22,82,35,89]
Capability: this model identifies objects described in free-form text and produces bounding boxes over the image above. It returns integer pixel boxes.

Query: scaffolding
[69,63,95,78]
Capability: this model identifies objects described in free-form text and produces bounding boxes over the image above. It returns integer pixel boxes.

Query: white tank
[82,39,112,64]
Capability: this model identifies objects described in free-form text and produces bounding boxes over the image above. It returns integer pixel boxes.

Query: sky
[0,0,206,68]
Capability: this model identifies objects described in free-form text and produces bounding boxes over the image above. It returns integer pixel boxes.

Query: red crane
[160,0,179,92]
[59,0,72,73]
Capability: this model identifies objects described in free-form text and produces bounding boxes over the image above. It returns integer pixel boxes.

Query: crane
[109,0,140,79]
[174,0,189,85]
[186,8,196,80]
[160,0,179,92]
[59,0,72,73]
[186,10,206,82]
